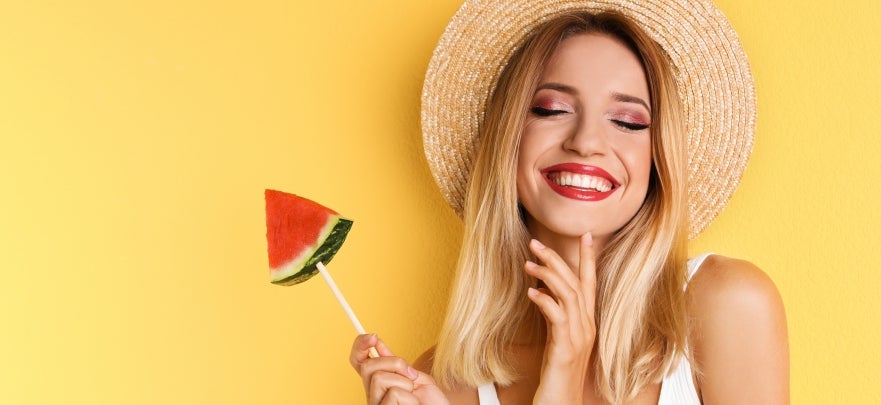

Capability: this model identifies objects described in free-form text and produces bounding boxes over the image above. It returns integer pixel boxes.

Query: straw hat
[421,0,756,239]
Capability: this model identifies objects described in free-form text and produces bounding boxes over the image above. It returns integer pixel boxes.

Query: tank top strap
[659,354,702,404]
[476,383,501,405]
[686,253,714,284]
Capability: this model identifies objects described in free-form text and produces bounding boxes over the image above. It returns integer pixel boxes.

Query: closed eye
[531,107,568,117]
[612,120,649,131]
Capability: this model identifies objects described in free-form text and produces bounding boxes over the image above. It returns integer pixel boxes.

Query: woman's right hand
[350,334,449,405]
[524,234,598,404]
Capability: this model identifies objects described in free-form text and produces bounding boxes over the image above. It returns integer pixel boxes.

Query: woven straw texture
[421,0,755,239]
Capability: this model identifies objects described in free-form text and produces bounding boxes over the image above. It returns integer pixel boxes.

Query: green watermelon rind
[270,217,353,286]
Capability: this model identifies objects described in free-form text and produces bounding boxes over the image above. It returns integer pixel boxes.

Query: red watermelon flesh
[265,189,353,285]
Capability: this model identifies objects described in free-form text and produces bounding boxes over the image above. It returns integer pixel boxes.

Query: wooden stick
[316,261,380,358]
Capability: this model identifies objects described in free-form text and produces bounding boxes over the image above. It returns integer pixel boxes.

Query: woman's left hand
[350,333,450,405]
[525,234,597,405]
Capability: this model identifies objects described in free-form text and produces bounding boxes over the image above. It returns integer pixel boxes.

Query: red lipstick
[540,163,620,201]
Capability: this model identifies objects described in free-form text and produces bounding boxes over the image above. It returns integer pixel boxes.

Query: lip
[540,163,621,201]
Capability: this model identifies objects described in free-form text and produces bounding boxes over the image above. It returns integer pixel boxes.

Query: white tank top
[476,253,712,405]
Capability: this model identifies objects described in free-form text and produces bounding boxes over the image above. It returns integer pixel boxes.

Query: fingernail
[527,287,539,298]
[530,239,545,249]
[407,366,418,379]
[524,260,537,271]
[584,233,593,245]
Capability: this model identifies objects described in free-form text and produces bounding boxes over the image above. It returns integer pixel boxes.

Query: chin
[528,214,615,241]
[558,223,613,239]
[520,200,634,242]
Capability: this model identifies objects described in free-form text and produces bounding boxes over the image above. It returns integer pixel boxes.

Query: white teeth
[551,172,613,192]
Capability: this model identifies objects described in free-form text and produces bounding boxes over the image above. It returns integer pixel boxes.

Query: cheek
[515,138,534,195]
[516,131,542,179]
[621,137,653,185]
[516,131,550,202]
[518,124,560,166]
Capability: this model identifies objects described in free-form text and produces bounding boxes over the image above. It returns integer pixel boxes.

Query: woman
[352,1,788,404]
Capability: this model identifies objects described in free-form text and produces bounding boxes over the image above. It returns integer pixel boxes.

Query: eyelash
[532,107,650,131]
[612,120,650,131]
[530,107,567,117]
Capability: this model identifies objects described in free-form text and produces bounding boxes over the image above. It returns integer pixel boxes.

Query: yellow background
[1,0,878,403]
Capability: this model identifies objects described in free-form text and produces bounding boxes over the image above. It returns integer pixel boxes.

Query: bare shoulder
[686,254,787,342]
[413,346,479,405]
[686,254,790,404]
[687,255,783,309]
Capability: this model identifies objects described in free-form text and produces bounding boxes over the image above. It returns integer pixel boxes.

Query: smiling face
[517,33,653,245]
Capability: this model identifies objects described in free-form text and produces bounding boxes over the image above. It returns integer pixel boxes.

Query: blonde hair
[431,11,689,404]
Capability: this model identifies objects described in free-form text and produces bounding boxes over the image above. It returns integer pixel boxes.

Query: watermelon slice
[264,189,353,285]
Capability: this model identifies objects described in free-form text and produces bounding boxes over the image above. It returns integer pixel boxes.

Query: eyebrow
[535,83,651,113]
[536,82,577,94]
[611,92,651,113]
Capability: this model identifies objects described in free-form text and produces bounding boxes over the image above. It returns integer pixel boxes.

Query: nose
[562,115,608,157]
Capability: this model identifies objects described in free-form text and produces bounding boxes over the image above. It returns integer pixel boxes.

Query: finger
[374,337,395,357]
[525,260,584,344]
[578,233,597,314]
[350,333,380,371]
[412,371,450,404]
[574,234,598,353]
[528,239,580,287]
[525,259,580,312]
[528,286,580,360]
[361,356,418,390]
[527,286,567,326]
[370,373,416,405]
[412,368,438,387]
[379,386,419,405]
